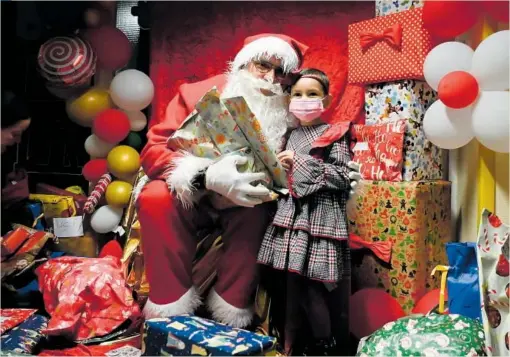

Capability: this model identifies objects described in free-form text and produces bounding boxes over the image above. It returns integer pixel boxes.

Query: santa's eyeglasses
[252,60,286,79]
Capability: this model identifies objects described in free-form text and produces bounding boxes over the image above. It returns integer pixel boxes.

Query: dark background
[1,1,149,193]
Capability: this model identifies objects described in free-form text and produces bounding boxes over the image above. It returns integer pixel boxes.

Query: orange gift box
[348,8,433,84]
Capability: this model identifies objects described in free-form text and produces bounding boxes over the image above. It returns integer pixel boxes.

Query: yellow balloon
[107,145,141,180]
[106,181,133,207]
[66,88,112,127]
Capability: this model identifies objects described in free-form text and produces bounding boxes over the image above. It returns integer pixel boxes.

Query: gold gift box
[349,180,452,313]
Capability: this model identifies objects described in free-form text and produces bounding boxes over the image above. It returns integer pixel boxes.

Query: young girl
[257,68,352,356]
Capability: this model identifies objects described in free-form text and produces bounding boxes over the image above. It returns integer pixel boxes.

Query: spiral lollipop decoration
[38,36,97,87]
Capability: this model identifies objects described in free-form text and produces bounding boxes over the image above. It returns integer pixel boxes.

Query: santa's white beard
[220,69,298,153]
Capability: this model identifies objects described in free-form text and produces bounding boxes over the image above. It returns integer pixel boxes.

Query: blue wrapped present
[142,315,276,356]
[1,314,48,355]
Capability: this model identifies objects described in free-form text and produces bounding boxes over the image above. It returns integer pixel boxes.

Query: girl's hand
[277,150,295,171]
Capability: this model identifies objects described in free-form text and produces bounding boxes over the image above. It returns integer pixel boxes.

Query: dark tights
[284,274,332,353]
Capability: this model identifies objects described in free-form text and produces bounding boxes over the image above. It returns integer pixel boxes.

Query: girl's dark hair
[293,68,330,95]
[1,90,30,128]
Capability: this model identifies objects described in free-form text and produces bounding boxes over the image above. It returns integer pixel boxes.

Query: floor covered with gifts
[1,1,510,356]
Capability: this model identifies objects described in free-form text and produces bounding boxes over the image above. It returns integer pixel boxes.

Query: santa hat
[231,33,309,74]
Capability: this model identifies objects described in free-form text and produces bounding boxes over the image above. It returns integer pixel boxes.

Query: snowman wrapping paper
[476,209,509,356]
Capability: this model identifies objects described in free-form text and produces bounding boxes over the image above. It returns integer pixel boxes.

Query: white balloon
[90,205,124,234]
[125,110,147,132]
[110,69,154,111]
[423,100,474,149]
[423,42,474,91]
[472,91,509,153]
[84,134,116,158]
[471,30,510,91]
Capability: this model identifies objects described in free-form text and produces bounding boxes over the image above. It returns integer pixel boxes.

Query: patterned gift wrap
[0,314,48,355]
[356,314,486,356]
[168,88,287,189]
[142,315,276,356]
[348,180,451,313]
[365,80,443,181]
[476,210,509,356]
[375,0,424,17]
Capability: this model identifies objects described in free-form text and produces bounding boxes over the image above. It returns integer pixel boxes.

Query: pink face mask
[289,98,325,122]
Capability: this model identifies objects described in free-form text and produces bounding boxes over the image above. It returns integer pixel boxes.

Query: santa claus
[136,33,359,328]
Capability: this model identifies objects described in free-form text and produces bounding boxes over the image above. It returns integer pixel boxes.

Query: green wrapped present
[356,314,486,356]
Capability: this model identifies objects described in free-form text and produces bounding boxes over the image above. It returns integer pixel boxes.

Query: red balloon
[99,240,123,259]
[93,109,131,144]
[483,1,510,23]
[438,71,479,109]
[82,159,108,182]
[423,1,480,39]
[349,288,406,339]
[412,288,449,315]
[85,26,132,70]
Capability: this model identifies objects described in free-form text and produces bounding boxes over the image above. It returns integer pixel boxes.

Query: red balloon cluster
[438,71,479,109]
[82,159,108,182]
[349,289,406,339]
[93,109,131,144]
[423,0,509,39]
[350,288,449,339]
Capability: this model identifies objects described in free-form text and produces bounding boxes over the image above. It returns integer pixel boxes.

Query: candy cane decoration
[84,173,112,214]
[480,228,490,253]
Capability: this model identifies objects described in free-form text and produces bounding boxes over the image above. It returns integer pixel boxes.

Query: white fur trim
[143,287,202,319]
[231,36,299,73]
[206,288,254,328]
[166,152,214,209]
[132,174,150,203]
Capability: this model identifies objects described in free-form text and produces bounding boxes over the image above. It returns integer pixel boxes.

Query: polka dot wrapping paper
[348,8,433,85]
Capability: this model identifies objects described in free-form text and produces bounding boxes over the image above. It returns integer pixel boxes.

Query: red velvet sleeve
[140,92,189,180]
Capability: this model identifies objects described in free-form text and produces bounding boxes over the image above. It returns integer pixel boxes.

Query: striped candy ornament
[37,36,97,86]
[84,173,112,214]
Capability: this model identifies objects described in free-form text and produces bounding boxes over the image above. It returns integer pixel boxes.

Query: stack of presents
[347,1,509,357]
[347,0,450,314]
[1,1,509,357]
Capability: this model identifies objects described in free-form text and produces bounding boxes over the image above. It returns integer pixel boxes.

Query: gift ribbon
[349,233,392,263]
[360,23,403,50]
[431,265,449,314]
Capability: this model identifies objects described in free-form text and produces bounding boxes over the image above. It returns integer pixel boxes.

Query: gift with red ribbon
[348,8,433,84]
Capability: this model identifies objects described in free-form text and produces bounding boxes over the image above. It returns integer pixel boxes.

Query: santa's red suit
[136,34,309,328]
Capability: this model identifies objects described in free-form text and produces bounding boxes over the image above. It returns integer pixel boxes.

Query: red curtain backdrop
[149,1,374,126]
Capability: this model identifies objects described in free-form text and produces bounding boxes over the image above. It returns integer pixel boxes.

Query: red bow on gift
[359,23,403,51]
[349,233,392,263]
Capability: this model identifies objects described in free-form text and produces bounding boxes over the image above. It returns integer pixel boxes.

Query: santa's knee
[137,180,172,208]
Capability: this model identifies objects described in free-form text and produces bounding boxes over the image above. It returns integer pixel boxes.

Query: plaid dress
[257,124,351,282]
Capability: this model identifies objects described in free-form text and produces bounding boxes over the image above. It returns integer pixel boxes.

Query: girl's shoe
[302,336,337,356]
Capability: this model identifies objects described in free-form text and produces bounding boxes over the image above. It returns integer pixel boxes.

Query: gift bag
[445,242,482,321]
[476,209,509,356]
[348,8,433,84]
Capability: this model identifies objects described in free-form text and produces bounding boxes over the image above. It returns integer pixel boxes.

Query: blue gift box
[1,314,48,355]
[142,315,276,356]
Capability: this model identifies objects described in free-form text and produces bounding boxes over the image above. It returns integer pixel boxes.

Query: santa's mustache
[235,70,285,96]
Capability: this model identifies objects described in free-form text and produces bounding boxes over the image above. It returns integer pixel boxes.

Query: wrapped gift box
[375,0,424,17]
[142,315,276,356]
[0,314,48,355]
[348,180,451,313]
[168,88,287,192]
[365,80,444,181]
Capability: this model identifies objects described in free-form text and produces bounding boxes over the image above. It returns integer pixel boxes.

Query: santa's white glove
[205,155,271,208]
[348,161,362,198]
